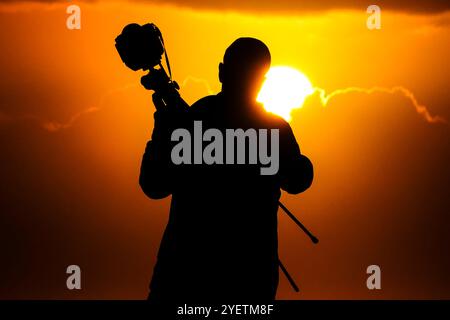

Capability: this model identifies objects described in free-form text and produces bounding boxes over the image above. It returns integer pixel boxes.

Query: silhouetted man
[140,38,313,302]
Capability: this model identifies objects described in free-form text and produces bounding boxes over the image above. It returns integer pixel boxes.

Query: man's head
[219,38,271,102]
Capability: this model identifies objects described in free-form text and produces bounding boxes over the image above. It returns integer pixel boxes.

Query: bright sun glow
[257,66,314,121]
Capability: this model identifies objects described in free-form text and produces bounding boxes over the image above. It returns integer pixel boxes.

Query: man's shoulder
[261,110,292,132]
[190,94,220,113]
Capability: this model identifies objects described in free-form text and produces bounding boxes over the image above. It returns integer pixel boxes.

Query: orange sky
[0,1,449,299]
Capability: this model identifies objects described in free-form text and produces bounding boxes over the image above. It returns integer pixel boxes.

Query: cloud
[0,75,213,132]
[0,83,138,132]
[0,0,449,14]
[180,76,215,96]
[34,77,210,132]
[315,86,447,124]
[142,0,450,14]
[0,76,211,133]
[180,77,447,125]
[0,77,445,133]
[26,106,100,132]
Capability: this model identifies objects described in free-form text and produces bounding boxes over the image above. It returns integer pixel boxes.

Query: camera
[115,23,186,110]
[115,23,164,71]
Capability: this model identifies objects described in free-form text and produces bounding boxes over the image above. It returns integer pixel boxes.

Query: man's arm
[139,93,186,199]
[278,123,314,194]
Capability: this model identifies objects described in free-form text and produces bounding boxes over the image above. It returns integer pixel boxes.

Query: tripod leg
[279,259,299,292]
[279,201,319,244]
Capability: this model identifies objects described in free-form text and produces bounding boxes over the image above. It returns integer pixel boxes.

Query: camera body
[115,23,164,71]
[115,22,188,110]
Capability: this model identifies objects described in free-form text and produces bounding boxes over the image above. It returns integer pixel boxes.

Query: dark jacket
[140,93,313,301]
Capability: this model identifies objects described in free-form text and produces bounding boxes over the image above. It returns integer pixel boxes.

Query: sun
[257,66,314,121]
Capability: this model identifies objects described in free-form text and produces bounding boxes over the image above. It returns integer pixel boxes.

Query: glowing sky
[0,1,449,299]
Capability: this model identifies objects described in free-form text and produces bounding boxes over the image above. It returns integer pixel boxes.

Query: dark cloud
[145,0,450,14]
[1,0,449,14]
